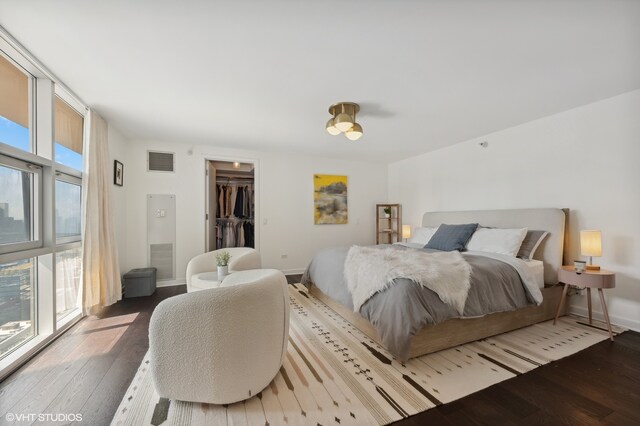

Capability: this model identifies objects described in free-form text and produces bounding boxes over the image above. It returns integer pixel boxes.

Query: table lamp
[402,225,411,243]
[580,230,601,271]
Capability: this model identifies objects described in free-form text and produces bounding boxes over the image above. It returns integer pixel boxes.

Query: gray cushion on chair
[425,223,479,251]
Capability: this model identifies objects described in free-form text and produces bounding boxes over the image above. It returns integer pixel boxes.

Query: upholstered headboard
[422,208,566,285]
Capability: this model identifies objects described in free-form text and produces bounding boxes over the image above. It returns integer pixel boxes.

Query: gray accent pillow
[424,223,479,251]
[517,230,549,260]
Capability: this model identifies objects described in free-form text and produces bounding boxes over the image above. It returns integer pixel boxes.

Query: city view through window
[1,115,36,357]
[0,165,31,244]
[1,114,83,358]
[0,258,34,358]
[0,116,82,357]
[55,179,82,239]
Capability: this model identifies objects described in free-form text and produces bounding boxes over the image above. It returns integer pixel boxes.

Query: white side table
[554,266,616,341]
[189,271,222,292]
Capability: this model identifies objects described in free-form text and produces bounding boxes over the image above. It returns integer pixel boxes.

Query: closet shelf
[216,218,254,222]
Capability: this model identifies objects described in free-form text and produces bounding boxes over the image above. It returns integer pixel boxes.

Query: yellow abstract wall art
[313,174,348,224]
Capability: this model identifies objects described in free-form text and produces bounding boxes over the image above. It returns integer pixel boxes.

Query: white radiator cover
[147,194,176,281]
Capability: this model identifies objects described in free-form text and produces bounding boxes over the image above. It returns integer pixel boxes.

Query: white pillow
[408,227,438,245]
[466,227,528,257]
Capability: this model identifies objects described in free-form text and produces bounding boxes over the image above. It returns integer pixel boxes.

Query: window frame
[0,32,88,380]
[0,153,43,254]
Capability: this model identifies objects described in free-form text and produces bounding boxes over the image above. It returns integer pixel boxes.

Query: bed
[302,208,569,360]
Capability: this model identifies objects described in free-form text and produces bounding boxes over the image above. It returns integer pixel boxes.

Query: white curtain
[56,247,82,318]
[81,110,121,313]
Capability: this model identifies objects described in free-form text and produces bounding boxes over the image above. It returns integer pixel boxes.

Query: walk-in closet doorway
[204,158,258,253]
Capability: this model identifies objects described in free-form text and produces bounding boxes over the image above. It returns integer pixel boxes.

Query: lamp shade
[402,224,411,239]
[345,122,363,140]
[580,230,602,257]
[334,113,354,132]
[325,118,341,135]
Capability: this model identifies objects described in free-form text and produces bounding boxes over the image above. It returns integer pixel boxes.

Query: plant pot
[217,265,228,280]
[384,213,390,218]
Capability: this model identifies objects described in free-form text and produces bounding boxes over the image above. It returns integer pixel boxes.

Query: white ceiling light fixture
[326,102,363,141]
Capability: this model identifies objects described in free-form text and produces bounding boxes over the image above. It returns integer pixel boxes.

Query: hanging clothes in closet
[215,179,255,249]
[217,219,254,248]
[216,182,254,219]
[243,221,254,248]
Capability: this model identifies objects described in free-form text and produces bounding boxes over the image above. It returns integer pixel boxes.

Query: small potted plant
[216,251,231,279]
[383,206,391,218]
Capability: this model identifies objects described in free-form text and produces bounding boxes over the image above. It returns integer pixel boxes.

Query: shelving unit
[376,203,401,244]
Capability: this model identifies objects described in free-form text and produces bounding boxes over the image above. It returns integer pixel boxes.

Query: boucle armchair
[185,247,261,292]
[149,269,289,404]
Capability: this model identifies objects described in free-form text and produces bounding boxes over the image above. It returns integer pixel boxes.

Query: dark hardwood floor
[1,280,639,426]
[394,331,640,426]
[0,285,185,426]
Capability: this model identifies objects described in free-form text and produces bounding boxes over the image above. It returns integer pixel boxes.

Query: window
[55,174,82,242]
[0,154,41,253]
[0,40,86,374]
[55,247,81,321]
[54,96,83,171]
[0,258,35,358]
[0,54,32,153]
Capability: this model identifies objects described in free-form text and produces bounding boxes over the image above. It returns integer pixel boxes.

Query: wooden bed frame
[309,283,567,358]
[307,208,570,359]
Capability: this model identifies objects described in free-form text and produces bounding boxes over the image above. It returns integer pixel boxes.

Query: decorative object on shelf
[215,250,231,279]
[376,204,401,244]
[402,224,411,242]
[314,174,348,224]
[580,230,602,271]
[574,260,587,273]
[114,160,124,186]
[325,102,363,141]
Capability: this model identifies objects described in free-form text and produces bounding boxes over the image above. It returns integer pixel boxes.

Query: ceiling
[1,0,638,163]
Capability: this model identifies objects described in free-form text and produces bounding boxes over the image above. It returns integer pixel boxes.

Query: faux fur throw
[344,246,472,314]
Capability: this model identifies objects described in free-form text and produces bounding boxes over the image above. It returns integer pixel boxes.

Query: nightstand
[554,266,616,341]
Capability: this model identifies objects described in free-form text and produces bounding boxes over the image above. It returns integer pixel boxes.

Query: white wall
[107,124,129,272]
[388,90,640,331]
[119,142,387,282]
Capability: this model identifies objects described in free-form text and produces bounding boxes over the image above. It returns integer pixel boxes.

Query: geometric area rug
[111,283,624,426]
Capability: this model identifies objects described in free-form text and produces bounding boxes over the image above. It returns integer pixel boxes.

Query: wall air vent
[149,243,174,280]
[148,151,175,172]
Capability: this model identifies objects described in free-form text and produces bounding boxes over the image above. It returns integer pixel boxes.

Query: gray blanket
[301,245,534,360]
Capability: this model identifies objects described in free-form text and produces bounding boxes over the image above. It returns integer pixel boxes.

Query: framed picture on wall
[114,160,124,186]
[313,174,348,224]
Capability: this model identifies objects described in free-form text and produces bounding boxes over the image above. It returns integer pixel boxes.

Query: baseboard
[569,305,640,332]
